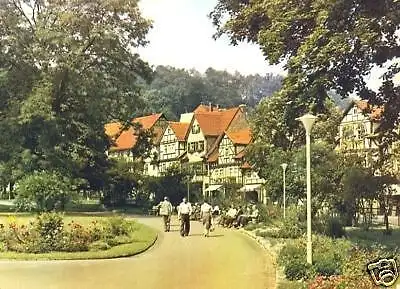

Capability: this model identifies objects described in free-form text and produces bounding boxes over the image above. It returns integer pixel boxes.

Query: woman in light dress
[200,200,213,237]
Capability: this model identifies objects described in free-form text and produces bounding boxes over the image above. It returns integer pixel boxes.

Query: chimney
[209,102,212,112]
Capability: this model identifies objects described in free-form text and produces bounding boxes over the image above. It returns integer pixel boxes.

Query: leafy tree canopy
[141,65,284,120]
[211,0,400,141]
[0,0,153,188]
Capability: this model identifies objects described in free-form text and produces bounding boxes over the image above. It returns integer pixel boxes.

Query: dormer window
[191,124,200,134]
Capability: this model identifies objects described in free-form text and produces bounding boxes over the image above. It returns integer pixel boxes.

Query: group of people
[156,197,217,238]
[219,204,259,228]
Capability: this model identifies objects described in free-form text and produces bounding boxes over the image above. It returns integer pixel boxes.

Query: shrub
[270,205,306,238]
[279,236,352,281]
[314,215,346,239]
[15,171,75,212]
[64,221,93,251]
[256,203,279,223]
[107,235,133,246]
[0,215,137,254]
[103,216,133,237]
[34,212,64,251]
[285,259,313,281]
[313,255,340,277]
[89,240,111,251]
[278,239,306,267]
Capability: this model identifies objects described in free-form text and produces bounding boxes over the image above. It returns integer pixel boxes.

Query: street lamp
[296,113,317,265]
[280,163,288,219]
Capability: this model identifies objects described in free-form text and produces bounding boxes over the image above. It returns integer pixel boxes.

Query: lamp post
[280,163,288,219]
[296,113,317,265]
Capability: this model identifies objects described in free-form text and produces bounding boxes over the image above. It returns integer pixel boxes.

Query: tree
[103,158,140,206]
[141,65,284,120]
[210,0,400,143]
[15,171,75,212]
[0,0,153,190]
[142,165,188,206]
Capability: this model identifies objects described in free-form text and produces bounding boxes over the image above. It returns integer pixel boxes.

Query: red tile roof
[195,107,240,136]
[133,113,163,129]
[105,113,164,151]
[234,150,246,159]
[241,162,252,169]
[104,122,137,152]
[104,122,123,138]
[169,122,190,141]
[226,128,252,145]
[353,100,383,121]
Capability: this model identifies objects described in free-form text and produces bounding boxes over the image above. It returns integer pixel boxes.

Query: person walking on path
[158,197,173,232]
[200,201,213,237]
[178,197,192,237]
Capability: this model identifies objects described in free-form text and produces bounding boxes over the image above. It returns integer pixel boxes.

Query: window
[198,141,204,152]
[189,142,195,153]
[191,124,200,134]
[194,142,199,152]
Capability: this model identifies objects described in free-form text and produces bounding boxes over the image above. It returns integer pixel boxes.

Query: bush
[107,235,133,246]
[285,259,313,281]
[313,255,340,277]
[278,239,306,267]
[64,221,93,251]
[279,236,351,281]
[89,240,111,251]
[34,212,64,251]
[15,171,75,212]
[314,215,346,239]
[269,205,305,238]
[103,216,132,237]
[0,214,137,254]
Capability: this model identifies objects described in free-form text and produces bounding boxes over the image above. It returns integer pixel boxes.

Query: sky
[138,0,398,90]
[138,0,285,76]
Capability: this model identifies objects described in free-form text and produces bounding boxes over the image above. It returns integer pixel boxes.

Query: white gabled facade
[209,135,242,184]
[158,124,186,174]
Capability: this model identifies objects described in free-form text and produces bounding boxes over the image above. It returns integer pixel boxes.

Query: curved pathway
[0,216,275,289]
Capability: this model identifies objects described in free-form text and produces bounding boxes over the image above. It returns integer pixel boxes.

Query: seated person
[249,205,259,223]
[223,205,238,227]
[235,205,253,228]
[212,205,220,216]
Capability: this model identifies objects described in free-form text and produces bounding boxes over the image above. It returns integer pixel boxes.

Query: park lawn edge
[0,223,158,261]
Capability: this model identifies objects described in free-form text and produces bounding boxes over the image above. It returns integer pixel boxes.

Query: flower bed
[0,213,157,260]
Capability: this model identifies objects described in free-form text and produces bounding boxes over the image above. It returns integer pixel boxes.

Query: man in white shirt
[157,197,173,232]
[225,205,238,227]
[200,201,213,237]
[178,198,192,237]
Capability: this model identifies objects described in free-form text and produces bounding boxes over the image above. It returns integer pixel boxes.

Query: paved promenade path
[0,216,276,289]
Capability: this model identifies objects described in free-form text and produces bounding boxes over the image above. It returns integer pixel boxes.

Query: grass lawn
[0,214,157,260]
[346,226,400,250]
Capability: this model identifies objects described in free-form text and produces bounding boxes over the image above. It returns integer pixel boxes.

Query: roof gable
[105,113,165,151]
[342,100,383,122]
[132,113,163,130]
[226,128,252,145]
[169,122,190,141]
[194,107,240,136]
